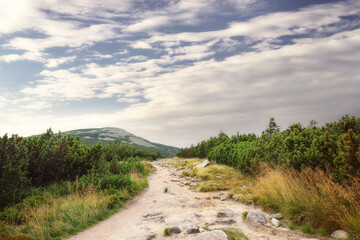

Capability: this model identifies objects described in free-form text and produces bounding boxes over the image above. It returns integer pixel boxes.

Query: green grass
[0,164,154,240]
[242,211,248,221]
[223,229,248,240]
[163,228,171,236]
[164,187,168,193]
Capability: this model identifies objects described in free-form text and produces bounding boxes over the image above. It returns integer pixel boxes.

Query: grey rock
[196,159,210,168]
[246,211,266,224]
[213,196,221,199]
[189,202,198,208]
[177,160,185,163]
[331,230,349,239]
[200,200,207,205]
[171,179,182,182]
[146,233,156,240]
[271,218,280,228]
[205,197,211,200]
[190,183,198,187]
[217,209,234,218]
[270,213,283,219]
[189,230,228,240]
[170,226,181,234]
[220,196,227,201]
[215,217,236,224]
[187,227,200,234]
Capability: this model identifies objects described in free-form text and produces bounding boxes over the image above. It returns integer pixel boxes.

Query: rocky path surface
[67,160,326,240]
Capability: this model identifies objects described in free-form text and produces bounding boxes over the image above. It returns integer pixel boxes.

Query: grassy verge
[167,158,252,201]
[170,158,360,239]
[251,166,360,239]
[0,162,155,240]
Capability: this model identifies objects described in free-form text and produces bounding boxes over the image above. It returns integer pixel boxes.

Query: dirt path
[67,160,322,240]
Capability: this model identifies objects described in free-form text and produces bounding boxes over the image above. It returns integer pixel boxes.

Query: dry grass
[252,166,360,238]
[1,186,110,240]
[170,158,250,196]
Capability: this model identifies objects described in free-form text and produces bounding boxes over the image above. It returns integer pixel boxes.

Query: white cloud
[130,41,152,49]
[45,56,76,68]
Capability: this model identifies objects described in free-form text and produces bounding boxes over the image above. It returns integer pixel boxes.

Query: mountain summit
[64,127,179,157]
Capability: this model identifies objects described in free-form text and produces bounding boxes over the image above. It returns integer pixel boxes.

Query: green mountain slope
[64,127,179,158]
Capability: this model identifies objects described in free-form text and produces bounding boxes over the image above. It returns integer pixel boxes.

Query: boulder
[331,230,349,239]
[196,159,210,168]
[217,209,234,218]
[246,211,266,224]
[189,230,228,240]
[271,218,280,228]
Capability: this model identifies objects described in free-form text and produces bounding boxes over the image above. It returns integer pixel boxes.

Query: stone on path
[217,209,234,218]
[170,226,181,234]
[271,218,280,228]
[331,230,349,239]
[196,159,210,168]
[246,211,266,224]
[188,202,198,208]
[145,233,156,240]
[189,230,227,240]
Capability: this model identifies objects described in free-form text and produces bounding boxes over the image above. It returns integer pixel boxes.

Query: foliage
[0,129,157,210]
[176,115,360,181]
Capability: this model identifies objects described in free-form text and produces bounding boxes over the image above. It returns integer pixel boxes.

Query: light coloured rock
[215,217,236,224]
[196,159,210,168]
[217,209,234,218]
[271,218,280,228]
[331,230,349,239]
[189,202,198,208]
[189,230,228,240]
[246,211,266,224]
[164,214,191,227]
[270,213,283,219]
[190,183,198,187]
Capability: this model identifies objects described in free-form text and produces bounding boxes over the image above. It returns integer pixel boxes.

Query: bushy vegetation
[177,115,360,182]
[177,115,360,238]
[0,129,156,240]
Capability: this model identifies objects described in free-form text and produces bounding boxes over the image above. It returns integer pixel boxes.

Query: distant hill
[63,127,179,158]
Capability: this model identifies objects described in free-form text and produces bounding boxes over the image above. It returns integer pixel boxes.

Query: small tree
[263,117,280,137]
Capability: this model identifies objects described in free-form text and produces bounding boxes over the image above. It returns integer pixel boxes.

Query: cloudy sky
[0,0,360,147]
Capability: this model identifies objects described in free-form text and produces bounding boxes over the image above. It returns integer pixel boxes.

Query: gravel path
[67,160,324,240]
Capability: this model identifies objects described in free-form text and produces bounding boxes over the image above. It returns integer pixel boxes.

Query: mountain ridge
[63,127,179,158]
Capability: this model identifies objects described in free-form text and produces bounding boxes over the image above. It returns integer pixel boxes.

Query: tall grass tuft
[252,166,360,238]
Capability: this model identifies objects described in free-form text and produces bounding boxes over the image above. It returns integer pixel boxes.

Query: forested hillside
[0,129,156,240]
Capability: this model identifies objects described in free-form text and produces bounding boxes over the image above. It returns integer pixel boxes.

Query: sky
[0,0,360,147]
